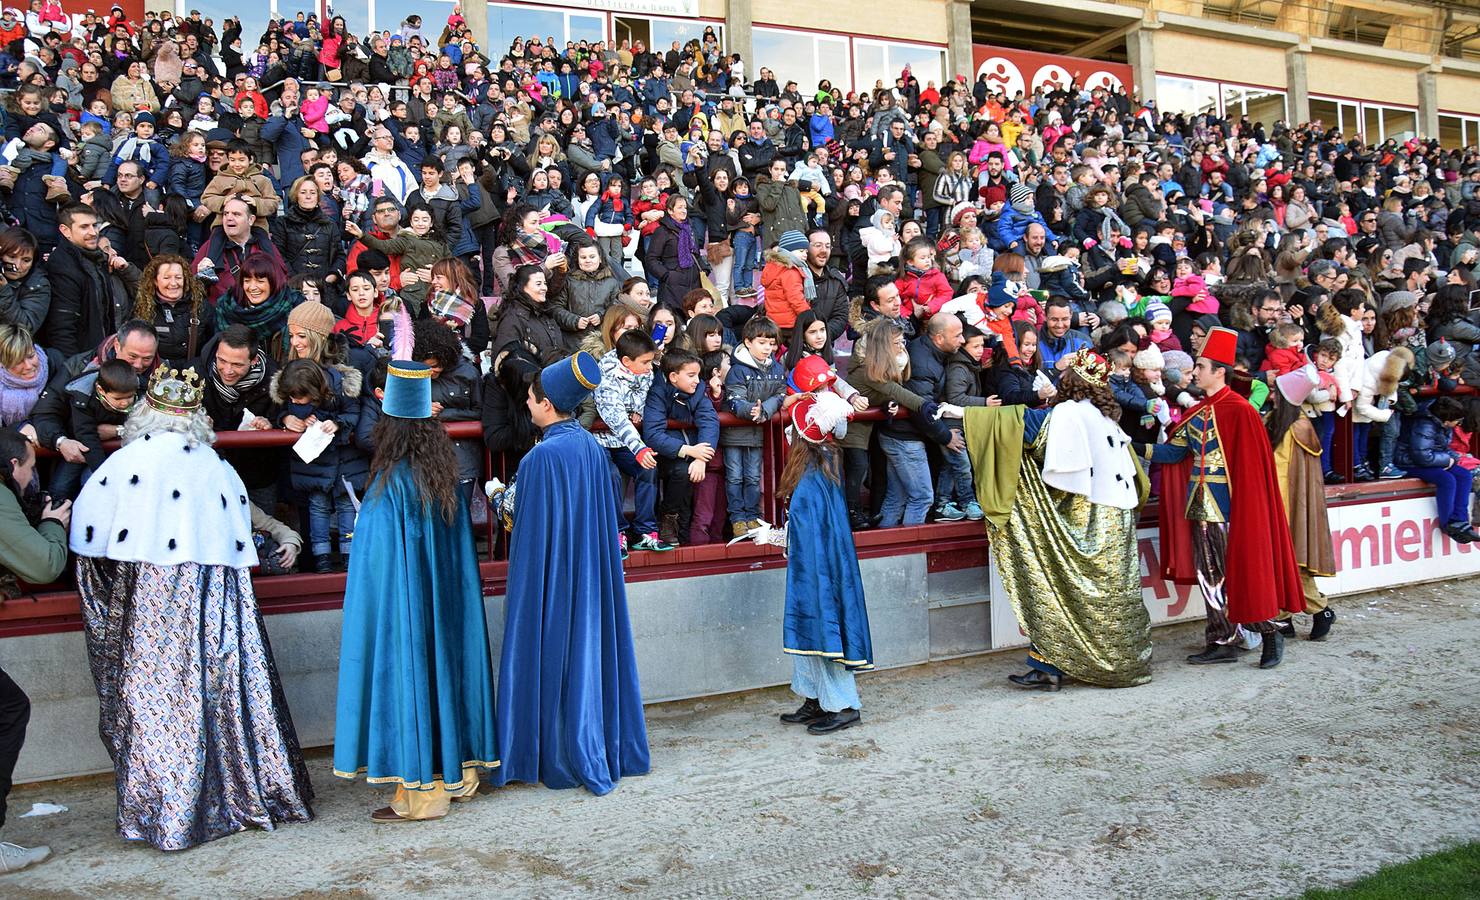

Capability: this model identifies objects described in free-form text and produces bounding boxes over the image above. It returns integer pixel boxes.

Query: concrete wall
[1436,71,1480,113]
[5,553,980,784]
[750,0,948,42]
[1306,53,1420,106]
[1152,30,1288,86]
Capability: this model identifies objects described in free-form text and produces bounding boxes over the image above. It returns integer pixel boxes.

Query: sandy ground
[4,580,1479,899]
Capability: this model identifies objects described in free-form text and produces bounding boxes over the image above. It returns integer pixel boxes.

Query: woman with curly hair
[962,349,1153,691]
[133,254,212,369]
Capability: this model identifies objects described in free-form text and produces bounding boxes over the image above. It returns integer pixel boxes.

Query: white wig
[119,403,217,448]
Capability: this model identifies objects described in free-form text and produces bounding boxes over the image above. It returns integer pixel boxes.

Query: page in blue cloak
[783,465,874,671]
[494,418,650,795]
[333,462,498,789]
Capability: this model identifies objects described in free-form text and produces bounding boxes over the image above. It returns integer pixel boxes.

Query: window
[371,0,455,40]
[1155,75,1219,116]
[1309,97,1359,134]
[853,39,944,95]
[753,28,849,96]
[1382,107,1416,140]
[1310,97,1416,141]
[1221,85,1286,124]
[1438,114,1479,149]
[489,4,564,56]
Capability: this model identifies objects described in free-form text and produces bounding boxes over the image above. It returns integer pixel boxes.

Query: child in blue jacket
[722,315,793,537]
[642,348,719,547]
[273,357,366,572]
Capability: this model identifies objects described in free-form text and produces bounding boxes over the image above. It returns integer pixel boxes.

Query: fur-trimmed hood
[269,362,363,404]
[1374,346,1414,397]
[1317,300,1347,337]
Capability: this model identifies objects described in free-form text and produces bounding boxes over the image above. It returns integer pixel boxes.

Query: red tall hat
[1199,326,1240,367]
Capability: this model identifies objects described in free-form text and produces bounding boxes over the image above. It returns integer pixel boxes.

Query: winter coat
[894,266,953,319]
[1353,348,1412,426]
[810,264,851,343]
[942,348,989,407]
[756,176,805,246]
[272,203,345,282]
[0,270,50,334]
[137,289,213,370]
[646,215,703,313]
[1396,410,1460,471]
[271,362,367,493]
[721,344,785,448]
[166,155,208,207]
[31,366,133,469]
[1318,303,1365,403]
[553,264,621,351]
[201,165,281,228]
[759,250,809,331]
[492,293,565,365]
[77,132,113,183]
[884,335,953,445]
[643,379,719,458]
[592,348,655,455]
[41,241,139,357]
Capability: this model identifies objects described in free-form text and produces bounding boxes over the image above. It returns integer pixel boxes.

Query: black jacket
[884,336,952,444]
[271,203,345,282]
[31,367,132,468]
[41,240,139,357]
[195,334,280,489]
[809,264,851,343]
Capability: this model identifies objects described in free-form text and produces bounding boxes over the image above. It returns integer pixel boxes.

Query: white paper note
[293,422,334,463]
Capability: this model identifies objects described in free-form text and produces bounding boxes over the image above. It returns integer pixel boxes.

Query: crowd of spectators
[0,0,1477,576]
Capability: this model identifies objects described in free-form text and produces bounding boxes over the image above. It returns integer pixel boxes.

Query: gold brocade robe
[965,407,1153,688]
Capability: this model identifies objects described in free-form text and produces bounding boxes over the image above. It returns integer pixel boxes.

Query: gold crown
[145,367,204,416]
[1066,349,1110,388]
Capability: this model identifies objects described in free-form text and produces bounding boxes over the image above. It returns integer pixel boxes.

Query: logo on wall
[1031,63,1072,92]
[1086,70,1125,93]
[976,57,1026,98]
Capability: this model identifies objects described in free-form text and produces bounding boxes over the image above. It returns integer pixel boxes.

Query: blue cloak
[332,462,498,789]
[784,465,874,671]
[493,418,650,795]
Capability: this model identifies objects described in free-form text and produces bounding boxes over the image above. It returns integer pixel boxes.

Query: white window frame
[1311,96,1417,142]
[852,37,945,93]
[752,27,850,95]
[489,1,608,51]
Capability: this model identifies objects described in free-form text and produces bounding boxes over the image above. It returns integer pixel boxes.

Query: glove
[935,402,965,419]
[1146,398,1166,416]
[1177,391,1197,409]
[1154,402,1172,426]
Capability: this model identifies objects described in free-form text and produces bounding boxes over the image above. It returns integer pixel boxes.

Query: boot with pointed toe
[1308,607,1336,641]
[1276,620,1296,638]
[1259,630,1285,669]
[779,698,827,725]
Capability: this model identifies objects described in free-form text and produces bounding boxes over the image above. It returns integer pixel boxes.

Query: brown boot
[658,512,682,548]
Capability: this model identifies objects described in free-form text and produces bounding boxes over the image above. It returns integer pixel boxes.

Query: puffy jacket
[646,216,703,313]
[642,379,719,458]
[31,366,133,469]
[593,348,654,454]
[894,266,953,319]
[1396,411,1459,471]
[756,176,805,247]
[553,264,620,352]
[942,348,989,407]
[0,269,51,333]
[272,203,345,282]
[721,345,785,448]
[759,250,809,331]
[492,293,565,365]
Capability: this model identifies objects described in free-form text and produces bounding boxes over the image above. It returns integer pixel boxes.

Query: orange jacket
[760,255,809,330]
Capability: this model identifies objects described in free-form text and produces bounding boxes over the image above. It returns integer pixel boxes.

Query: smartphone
[652,322,668,344]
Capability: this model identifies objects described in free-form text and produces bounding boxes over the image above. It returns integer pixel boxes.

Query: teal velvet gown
[332,462,499,790]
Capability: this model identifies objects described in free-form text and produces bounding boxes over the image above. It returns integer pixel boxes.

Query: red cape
[1156,388,1305,623]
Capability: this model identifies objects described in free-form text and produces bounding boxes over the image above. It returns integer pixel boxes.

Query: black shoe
[1007,669,1063,692]
[1308,608,1336,642]
[1353,465,1376,483]
[313,555,334,574]
[1276,620,1296,638]
[1324,470,1345,485]
[848,510,871,531]
[1259,630,1285,669]
[779,698,827,725]
[1443,523,1478,544]
[1187,643,1241,664]
[806,708,861,735]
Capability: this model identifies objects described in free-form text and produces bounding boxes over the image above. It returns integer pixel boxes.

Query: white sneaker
[0,841,50,873]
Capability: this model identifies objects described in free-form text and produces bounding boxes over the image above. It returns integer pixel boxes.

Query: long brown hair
[369,417,460,522]
[778,438,841,501]
[134,254,207,322]
[1054,366,1121,423]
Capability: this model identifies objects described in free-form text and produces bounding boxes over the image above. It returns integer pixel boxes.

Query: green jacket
[0,488,68,586]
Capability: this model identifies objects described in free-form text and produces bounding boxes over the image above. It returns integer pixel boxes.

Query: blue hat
[383,360,432,419]
[986,270,1021,308]
[777,229,808,254]
[539,352,600,413]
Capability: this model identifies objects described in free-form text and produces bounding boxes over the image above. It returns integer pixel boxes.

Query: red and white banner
[988,528,1205,650]
[971,43,1134,99]
[1317,496,1480,596]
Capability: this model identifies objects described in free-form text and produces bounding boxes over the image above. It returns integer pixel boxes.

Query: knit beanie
[1132,343,1164,370]
[287,300,337,337]
[986,270,1021,308]
[776,230,808,254]
[1144,299,1172,324]
[1427,338,1457,368]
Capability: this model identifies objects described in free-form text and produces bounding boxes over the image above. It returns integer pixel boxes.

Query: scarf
[675,218,697,269]
[118,135,154,164]
[0,348,46,426]
[208,347,267,404]
[215,287,296,344]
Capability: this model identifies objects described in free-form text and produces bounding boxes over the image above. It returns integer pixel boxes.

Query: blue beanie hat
[986,270,1021,308]
[539,352,601,413]
[776,230,808,254]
